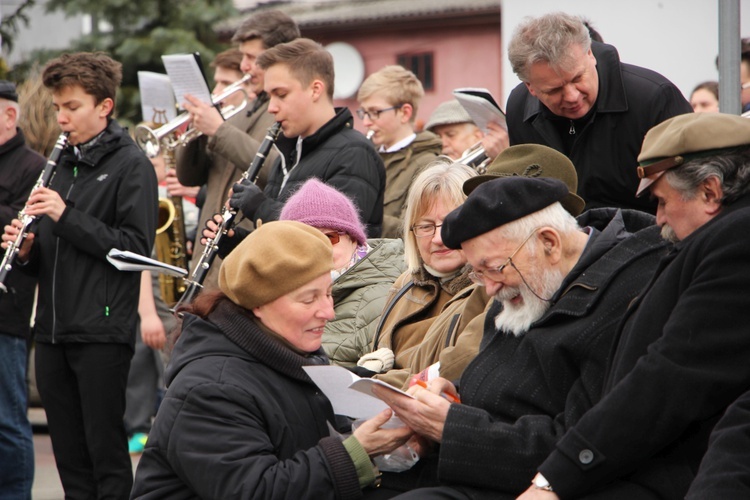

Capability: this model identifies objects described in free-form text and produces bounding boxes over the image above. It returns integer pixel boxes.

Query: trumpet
[135,74,251,157]
[457,141,491,174]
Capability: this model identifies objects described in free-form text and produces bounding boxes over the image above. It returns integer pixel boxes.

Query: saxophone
[154,147,189,307]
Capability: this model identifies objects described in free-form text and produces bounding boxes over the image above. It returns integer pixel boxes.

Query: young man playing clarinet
[222,38,385,252]
[2,51,157,499]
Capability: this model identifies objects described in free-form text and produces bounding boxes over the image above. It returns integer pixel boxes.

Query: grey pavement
[30,407,141,500]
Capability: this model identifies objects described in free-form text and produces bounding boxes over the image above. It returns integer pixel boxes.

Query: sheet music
[452,87,507,133]
[107,249,187,277]
[138,71,177,124]
[161,54,212,109]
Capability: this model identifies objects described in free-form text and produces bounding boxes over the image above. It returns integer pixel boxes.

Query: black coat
[131,300,362,500]
[0,129,45,338]
[428,209,667,497]
[256,107,385,237]
[539,194,750,499]
[27,120,158,346]
[686,388,750,499]
[506,42,692,214]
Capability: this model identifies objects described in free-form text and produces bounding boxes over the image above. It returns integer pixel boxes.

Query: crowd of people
[2,7,750,500]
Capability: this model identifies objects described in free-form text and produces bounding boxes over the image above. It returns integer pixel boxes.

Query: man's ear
[400,103,414,123]
[702,176,724,215]
[99,97,114,118]
[310,79,325,102]
[538,227,562,264]
[525,82,537,98]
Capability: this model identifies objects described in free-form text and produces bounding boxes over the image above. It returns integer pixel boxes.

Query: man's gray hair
[495,202,580,253]
[508,12,592,82]
[664,147,750,205]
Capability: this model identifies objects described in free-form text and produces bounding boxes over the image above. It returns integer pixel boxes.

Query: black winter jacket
[0,129,45,338]
[506,42,693,214]
[391,209,667,498]
[539,194,750,499]
[255,107,385,237]
[27,120,157,346]
[131,300,362,500]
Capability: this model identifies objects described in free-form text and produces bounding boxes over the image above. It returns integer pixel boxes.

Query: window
[397,52,434,91]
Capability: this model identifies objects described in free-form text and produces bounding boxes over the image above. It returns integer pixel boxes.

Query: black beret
[442,176,568,249]
[0,80,18,102]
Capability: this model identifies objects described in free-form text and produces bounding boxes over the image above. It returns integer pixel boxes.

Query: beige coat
[374,284,492,389]
[371,265,473,371]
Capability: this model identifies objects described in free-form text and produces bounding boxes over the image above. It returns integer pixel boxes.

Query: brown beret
[219,220,333,310]
[442,176,569,249]
[463,144,585,216]
[636,113,750,196]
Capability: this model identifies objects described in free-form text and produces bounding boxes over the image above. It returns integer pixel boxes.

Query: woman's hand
[353,409,413,457]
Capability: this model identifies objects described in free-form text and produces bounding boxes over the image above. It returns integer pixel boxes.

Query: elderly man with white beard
[374,176,668,499]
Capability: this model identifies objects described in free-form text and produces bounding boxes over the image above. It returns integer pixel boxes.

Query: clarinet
[0,133,69,293]
[172,122,281,312]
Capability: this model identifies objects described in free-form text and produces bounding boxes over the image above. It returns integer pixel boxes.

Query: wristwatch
[532,472,554,491]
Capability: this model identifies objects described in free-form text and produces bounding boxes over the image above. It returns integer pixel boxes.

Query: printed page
[453,87,507,133]
[138,71,178,124]
[161,53,212,109]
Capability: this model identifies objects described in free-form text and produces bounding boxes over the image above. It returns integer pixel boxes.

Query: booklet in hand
[452,87,507,133]
[303,365,414,419]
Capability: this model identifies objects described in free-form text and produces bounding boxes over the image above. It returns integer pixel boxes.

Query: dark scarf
[208,299,329,383]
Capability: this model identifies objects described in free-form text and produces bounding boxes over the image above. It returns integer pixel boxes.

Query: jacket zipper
[52,165,78,343]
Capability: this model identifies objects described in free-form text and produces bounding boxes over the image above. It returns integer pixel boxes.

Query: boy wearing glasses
[356,65,441,237]
[227,38,385,240]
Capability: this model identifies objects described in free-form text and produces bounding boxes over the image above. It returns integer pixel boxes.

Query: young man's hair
[231,9,300,48]
[211,48,243,74]
[357,65,424,123]
[508,12,591,82]
[257,38,335,100]
[42,52,122,116]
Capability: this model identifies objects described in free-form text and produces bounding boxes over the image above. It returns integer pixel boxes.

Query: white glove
[357,347,395,373]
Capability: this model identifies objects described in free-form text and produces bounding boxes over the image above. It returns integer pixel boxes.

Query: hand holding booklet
[303,365,414,419]
[452,87,507,133]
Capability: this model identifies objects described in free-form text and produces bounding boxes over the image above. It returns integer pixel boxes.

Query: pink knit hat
[280,178,368,246]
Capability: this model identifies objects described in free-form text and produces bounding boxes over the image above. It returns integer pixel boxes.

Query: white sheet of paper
[303,365,413,419]
[452,87,507,133]
[161,54,212,109]
[106,249,187,277]
[138,71,177,124]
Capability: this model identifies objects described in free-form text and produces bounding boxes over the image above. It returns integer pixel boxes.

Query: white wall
[501,0,750,104]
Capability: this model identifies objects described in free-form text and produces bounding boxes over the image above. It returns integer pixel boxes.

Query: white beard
[494,267,565,337]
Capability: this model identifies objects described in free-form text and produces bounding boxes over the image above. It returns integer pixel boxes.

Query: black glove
[229,178,266,219]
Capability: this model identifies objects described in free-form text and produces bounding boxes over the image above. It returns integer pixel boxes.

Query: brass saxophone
[154,147,189,307]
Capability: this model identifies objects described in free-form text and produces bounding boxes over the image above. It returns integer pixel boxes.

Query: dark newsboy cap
[442,176,568,249]
[0,80,18,102]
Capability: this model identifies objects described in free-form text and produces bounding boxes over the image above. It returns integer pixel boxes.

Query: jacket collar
[69,119,128,169]
[299,107,353,158]
[0,128,26,156]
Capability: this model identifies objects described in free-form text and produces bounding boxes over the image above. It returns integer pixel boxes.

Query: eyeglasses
[411,222,443,238]
[355,105,402,121]
[323,231,347,245]
[468,229,538,286]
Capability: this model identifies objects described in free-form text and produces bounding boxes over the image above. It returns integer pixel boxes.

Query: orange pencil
[414,379,461,404]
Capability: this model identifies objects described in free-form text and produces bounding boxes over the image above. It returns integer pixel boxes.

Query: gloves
[357,347,395,374]
[229,178,266,219]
